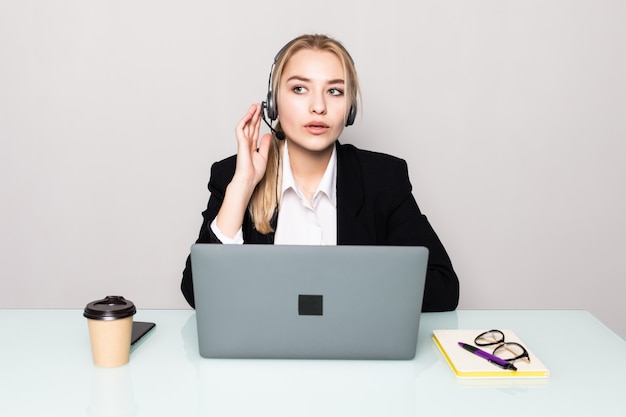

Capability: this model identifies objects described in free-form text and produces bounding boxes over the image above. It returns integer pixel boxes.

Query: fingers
[232,105,268,186]
[245,104,261,143]
[236,104,262,150]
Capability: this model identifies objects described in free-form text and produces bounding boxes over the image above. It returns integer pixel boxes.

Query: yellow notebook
[433,329,550,378]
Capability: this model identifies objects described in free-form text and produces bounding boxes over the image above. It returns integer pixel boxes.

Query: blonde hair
[249,34,360,234]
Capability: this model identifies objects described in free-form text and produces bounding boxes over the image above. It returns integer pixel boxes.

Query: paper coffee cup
[84,296,137,368]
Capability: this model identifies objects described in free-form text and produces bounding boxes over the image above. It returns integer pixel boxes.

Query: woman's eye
[329,88,344,96]
[293,86,307,94]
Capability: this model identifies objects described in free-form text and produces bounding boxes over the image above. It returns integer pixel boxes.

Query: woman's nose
[309,91,327,115]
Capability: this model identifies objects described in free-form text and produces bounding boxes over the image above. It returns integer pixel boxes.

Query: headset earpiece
[265,90,278,121]
[345,105,356,127]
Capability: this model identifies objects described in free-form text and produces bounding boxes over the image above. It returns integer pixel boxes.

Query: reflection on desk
[0,309,624,417]
[179,313,440,417]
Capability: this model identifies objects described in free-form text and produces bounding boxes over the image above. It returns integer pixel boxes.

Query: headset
[261,46,357,140]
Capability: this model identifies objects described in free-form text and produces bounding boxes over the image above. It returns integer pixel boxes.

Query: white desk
[1,309,624,416]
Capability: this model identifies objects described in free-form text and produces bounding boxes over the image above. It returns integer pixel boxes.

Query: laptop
[190,244,429,360]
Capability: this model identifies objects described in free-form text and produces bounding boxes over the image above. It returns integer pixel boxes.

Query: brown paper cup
[87,316,133,367]
[84,296,137,368]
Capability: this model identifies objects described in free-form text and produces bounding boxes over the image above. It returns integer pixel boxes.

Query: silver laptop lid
[190,244,428,360]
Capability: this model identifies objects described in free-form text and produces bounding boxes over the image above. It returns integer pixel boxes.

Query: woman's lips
[304,122,329,135]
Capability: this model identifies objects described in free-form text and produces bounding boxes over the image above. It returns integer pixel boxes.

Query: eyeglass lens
[474,330,530,363]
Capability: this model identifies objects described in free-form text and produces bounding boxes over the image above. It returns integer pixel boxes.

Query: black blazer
[181,142,459,312]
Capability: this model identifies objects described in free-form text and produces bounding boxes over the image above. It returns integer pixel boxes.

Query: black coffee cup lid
[84,296,136,320]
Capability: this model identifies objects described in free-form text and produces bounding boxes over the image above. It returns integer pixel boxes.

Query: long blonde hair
[249,34,360,234]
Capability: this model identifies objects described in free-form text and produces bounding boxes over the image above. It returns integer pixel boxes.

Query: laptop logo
[298,294,323,316]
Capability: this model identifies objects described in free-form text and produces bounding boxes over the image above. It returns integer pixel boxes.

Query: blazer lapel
[335,143,373,244]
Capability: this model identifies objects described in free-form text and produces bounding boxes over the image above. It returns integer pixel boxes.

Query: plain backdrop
[1,1,625,339]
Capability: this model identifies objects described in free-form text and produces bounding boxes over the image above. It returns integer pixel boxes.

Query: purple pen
[458,342,518,371]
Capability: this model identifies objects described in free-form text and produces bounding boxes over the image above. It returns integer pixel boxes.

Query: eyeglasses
[474,329,530,363]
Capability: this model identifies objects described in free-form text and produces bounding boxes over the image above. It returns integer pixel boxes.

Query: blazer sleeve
[386,162,460,312]
[180,157,236,307]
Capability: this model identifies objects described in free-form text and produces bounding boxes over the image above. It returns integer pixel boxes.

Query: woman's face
[277,49,348,155]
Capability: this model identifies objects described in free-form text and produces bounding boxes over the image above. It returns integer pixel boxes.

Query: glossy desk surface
[1,309,624,416]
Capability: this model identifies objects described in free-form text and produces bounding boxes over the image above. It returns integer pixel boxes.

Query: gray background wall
[2,1,624,339]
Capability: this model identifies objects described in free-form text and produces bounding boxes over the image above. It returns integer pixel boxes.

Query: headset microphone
[261,101,285,140]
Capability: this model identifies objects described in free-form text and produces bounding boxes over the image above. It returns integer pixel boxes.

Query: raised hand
[232,103,272,189]
[215,104,272,239]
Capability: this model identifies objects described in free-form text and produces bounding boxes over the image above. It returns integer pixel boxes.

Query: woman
[181,34,459,312]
